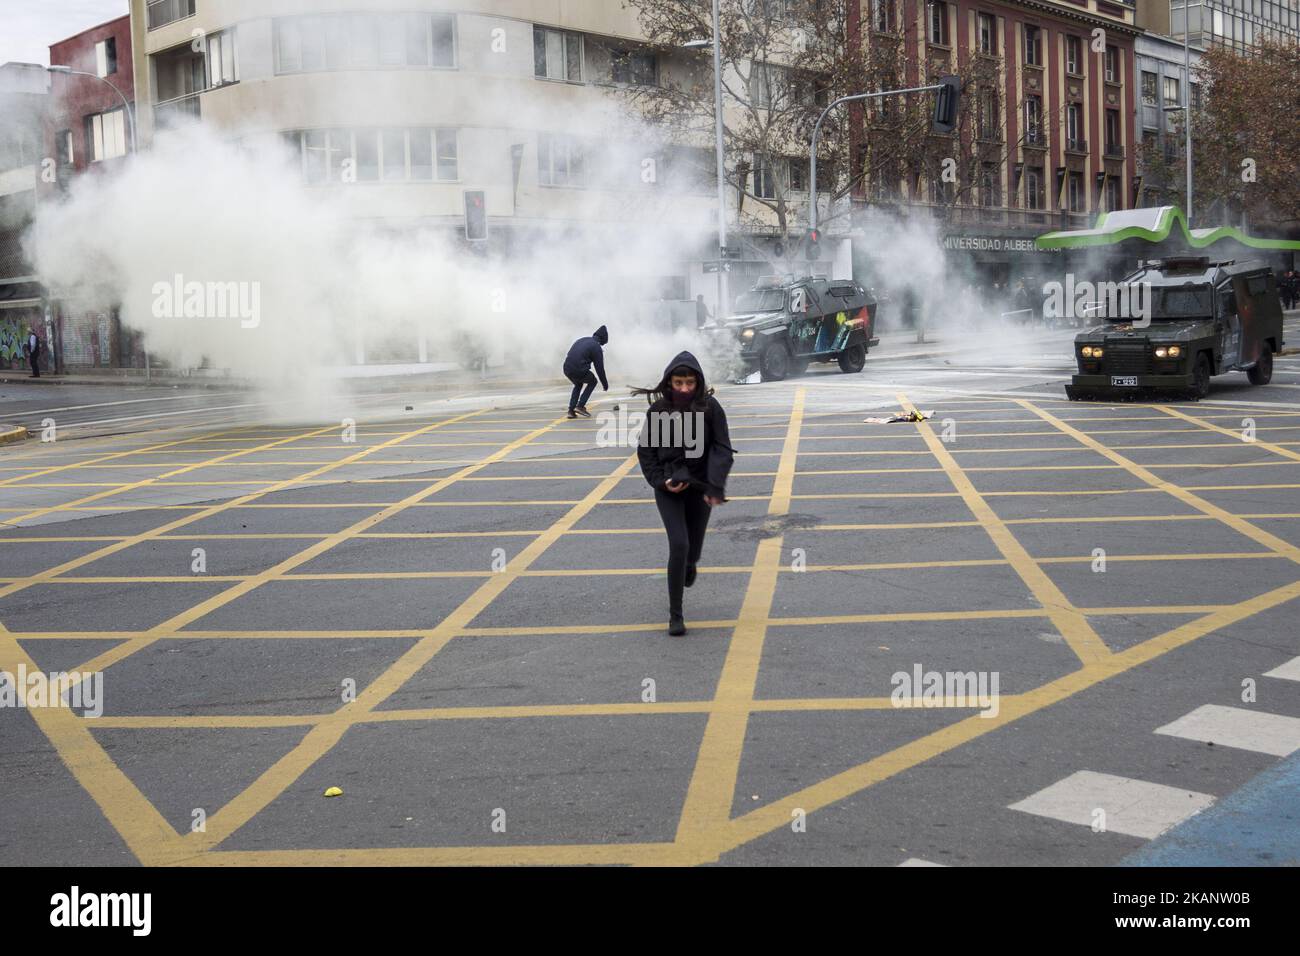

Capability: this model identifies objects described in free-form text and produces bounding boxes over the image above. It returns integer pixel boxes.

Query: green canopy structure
[1035,206,1300,252]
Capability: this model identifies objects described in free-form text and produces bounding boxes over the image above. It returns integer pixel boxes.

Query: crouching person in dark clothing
[634,351,735,636]
[563,325,609,418]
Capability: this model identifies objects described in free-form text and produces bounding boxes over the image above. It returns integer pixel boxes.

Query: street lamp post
[685,0,729,321]
[46,65,138,154]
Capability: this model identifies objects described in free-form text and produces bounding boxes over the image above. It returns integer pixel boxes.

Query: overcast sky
[0,0,129,67]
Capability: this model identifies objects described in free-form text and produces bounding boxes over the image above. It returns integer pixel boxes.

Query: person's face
[670,373,697,396]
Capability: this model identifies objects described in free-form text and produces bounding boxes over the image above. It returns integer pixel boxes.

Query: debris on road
[324,787,343,797]
[863,410,933,423]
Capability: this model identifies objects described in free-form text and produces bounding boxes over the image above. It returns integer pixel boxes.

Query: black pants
[566,369,596,410]
[654,485,711,617]
[29,352,39,377]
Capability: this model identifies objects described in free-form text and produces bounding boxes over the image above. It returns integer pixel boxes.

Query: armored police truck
[710,275,879,381]
[1066,257,1284,400]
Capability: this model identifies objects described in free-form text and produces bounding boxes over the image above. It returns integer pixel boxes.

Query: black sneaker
[684,565,697,588]
[668,615,686,636]
[566,409,578,419]
[574,406,592,418]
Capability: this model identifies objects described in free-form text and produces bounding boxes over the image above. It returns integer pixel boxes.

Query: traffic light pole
[808,83,947,234]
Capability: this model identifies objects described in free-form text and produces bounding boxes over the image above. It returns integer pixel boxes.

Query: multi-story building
[1132,26,1202,209]
[127,0,858,359]
[44,15,141,370]
[0,62,50,372]
[853,0,1139,290]
[1169,0,1300,52]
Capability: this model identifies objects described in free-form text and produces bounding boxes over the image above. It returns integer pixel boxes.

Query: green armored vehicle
[709,275,879,381]
[1067,257,1285,400]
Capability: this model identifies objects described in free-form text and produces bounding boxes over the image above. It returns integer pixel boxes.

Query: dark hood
[594,325,608,344]
[661,350,707,392]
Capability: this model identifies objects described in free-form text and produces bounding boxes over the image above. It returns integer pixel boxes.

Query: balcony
[1023,127,1047,149]
[155,92,201,126]
[1065,137,1088,154]
[146,0,195,31]
[1104,142,1124,159]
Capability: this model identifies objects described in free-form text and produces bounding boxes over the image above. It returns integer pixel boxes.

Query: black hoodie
[563,326,609,388]
[636,351,735,499]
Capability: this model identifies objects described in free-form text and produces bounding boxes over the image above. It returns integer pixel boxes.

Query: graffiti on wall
[0,317,25,363]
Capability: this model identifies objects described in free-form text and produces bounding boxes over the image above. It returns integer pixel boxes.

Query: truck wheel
[789,355,810,377]
[1191,353,1212,399]
[837,344,866,373]
[1247,349,1273,385]
[760,342,789,381]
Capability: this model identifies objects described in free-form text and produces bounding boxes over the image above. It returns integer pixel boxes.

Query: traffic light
[932,75,961,135]
[464,189,487,241]
[804,227,821,261]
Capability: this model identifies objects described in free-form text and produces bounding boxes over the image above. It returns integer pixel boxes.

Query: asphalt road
[2,320,1299,866]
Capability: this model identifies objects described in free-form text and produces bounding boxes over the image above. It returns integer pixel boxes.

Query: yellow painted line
[710,579,1300,863]
[897,392,1112,669]
[0,626,186,865]
[2,424,345,526]
[672,387,805,861]
[0,605,1234,643]
[1155,405,1300,463]
[0,425,258,488]
[182,844,681,867]
[182,446,640,855]
[1017,401,1300,566]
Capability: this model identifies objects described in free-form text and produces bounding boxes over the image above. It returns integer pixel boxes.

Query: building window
[206,30,237,88]
[1066,102,1083,149]
[1024,95,1043,144]
[1024,24,1042,65]
[147,0,196,31]
[980,163,1000,206]
[930,2,950,45]
[86,108,127,161]
[1066,36,1082,75]
[978,13,997,55]
[1163,75,1180,107]
[1026,166,1044,210]
[538,133,585,186]
[1141,71,1157,106]
[95,38,117,77]
[295,127,456,184]
[978,88,999,140]
[534,26,582,82]
[56,129,73,165]
[752,153,777,199]
[788,157,805,192]
[1190,81,1201,109]
[1068,171,1084,212]
[873,0,895,33]
[1104,44,1119,82]
[750,62,787,109]
[275,14,455,74]
[1105,176,1121,211]
[1105,109,1121,154]
[611,49,656,86]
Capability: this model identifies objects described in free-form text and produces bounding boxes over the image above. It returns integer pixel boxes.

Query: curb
[0,425,29,445]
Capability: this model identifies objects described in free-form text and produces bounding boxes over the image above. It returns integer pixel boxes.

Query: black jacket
[563,331,608,389]
[637,351,735,500]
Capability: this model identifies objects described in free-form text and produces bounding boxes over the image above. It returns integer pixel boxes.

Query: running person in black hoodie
[563,325,609,418]
[635,351,735,636]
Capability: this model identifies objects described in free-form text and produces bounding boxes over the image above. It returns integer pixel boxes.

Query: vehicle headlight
[1081,346,1103,358]
[741,329,755,341]
[1168,345,1181,358]
[1155,347,1167,358]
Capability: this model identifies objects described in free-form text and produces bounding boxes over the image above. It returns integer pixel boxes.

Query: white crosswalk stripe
[1009,770,1214,839]
[1155,704,1300,757]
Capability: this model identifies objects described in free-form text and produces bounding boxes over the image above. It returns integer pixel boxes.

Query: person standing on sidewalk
[563,325,608,418]
[24,327,41,378]
[634,351,734,636]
